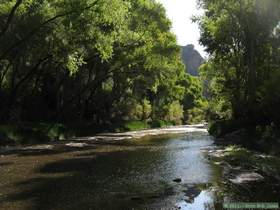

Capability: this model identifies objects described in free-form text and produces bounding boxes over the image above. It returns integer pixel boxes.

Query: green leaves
[66,52,86,76]
[0,0,205,125]
[197,0,280,123]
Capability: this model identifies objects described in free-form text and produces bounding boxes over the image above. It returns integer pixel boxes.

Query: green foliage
[116,119,176,132]
[187,107,205,124]
[199,62,232,121]
[158,101,184,125]
[66,52,86,76]
[197,0,280,131]
[0,123,70,145]
[127,99,152,121]
[208,120,250,137]
[33,123,68,140]
[181,74,207,123]
[122,120,149,131]
[149,119,174,128]
[259,70,280,123]
[0,0,205,136]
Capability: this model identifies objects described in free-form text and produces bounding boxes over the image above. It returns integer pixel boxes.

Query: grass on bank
[113,119,175,132]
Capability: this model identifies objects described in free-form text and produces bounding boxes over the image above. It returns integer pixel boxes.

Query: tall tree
[197,0,280,123]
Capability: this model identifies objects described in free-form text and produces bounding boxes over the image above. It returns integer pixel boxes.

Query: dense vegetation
[196,0,280,146]
[0,0,206,143]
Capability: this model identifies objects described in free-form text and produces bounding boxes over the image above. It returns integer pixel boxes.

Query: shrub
[186,107,205,124]
[0,123,70,145]
[149,119,175,128]
[208,120,251,137]
[123,120,149,131]
[164,101,184,125]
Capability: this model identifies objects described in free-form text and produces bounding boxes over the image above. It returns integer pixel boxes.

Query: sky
[156,0,206,57]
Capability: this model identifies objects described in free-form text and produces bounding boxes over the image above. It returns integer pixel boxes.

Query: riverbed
[0,126,279,210]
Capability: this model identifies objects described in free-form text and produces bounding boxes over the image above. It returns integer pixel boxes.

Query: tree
[196,0,280,124]
[0,0,205,126]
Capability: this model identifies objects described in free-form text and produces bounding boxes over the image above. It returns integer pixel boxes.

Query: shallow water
[0,131,279,210]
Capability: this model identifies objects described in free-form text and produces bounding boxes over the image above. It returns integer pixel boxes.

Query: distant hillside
[181,44,204,76]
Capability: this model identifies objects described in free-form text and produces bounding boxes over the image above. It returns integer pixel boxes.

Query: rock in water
[173,178,182,183]
[183,186,201,202]
[229,172,264,184]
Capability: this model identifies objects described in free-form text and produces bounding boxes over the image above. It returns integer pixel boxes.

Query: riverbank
[206,121,280,201]
[74,124,207,141]
[0,124,207,153]
[209,120,280,155]
[0,120,187,146]
[206,144,280,201]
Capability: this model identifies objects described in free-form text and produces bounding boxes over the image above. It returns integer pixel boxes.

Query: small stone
[173,178,182,183]
[183,186,201,198]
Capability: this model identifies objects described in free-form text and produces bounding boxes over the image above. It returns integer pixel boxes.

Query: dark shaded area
[0,162,13,167]
[221,179,280,202]
[209,120,280,155]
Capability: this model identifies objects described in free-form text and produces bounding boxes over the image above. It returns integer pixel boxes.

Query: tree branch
[0,0,23,38]
[0,0,100,60]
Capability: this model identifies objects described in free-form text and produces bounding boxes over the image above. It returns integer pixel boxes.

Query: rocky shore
[207,145,280,185]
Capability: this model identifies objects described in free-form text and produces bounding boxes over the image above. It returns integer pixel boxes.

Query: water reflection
[177,191,214,210]
[2,131,278,210]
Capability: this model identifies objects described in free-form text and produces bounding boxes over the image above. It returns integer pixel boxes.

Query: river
[0,127,278,210]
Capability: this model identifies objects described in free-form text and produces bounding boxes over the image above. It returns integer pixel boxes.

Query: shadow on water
[1,149,181,210]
